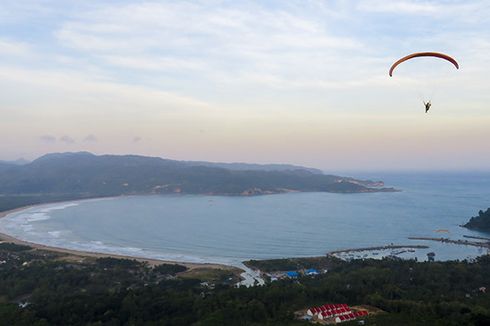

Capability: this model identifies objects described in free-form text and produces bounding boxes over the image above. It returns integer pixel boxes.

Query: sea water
[1,172,490,266]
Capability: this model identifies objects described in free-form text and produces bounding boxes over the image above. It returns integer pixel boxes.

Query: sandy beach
[0,205,238,272]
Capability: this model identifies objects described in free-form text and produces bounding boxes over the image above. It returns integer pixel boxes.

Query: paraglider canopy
[389,52,459,77]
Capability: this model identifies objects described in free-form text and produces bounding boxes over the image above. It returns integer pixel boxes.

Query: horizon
[4,150,490,174]
[1,1,490,170]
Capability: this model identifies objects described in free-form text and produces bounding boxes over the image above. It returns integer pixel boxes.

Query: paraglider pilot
[423,101,431,113]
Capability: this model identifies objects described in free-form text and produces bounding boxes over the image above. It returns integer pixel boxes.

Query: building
[318,311,334,320]
[305,268,319,276]
[305,303,369,323]
[427,252,436,262]
[286,271,299,278]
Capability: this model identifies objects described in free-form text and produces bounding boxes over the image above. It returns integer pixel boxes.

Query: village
[258,266,376,324]
[265,268,326,281]
[296,303,373,324]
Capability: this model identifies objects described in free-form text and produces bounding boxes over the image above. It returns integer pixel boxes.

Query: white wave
[23,212,51,222]
[0,202,80,233]
[37,202,79,213]
[57,237,241,266]
[47,230,64,238]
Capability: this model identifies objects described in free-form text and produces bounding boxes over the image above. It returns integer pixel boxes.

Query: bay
[1,172,490,266]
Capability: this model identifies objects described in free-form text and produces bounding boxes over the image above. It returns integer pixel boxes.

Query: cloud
[356,0,490,22]
[57,2,362,55]
[39,135,56,143]
[83,134,97,142]
[99,55,206,72]
[0,65,211,110]
[52,1,365,90]
[60,135,75,144]
[357,0,439,14]
[0,1,490,170]
[0,39,31,57]
[0,1,58,24]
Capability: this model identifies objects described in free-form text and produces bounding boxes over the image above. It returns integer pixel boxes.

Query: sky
[1,0,490,171]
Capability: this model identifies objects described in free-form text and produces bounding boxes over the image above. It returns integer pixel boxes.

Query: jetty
[408,237,490,249]
[327,244,429,256]
[463,235,490,242]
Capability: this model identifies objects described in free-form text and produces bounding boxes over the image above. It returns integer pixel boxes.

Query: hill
[0,152,396,211]
[463,208,490,232]
[183,160,323,174]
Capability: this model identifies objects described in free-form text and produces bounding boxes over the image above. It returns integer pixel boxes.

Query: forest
[464,208,490,232]
[0,242,489,325]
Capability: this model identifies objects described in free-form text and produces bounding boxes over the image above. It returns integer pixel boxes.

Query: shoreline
[327,244,429,256]
[0,204,239,272]
[2,197,486,286]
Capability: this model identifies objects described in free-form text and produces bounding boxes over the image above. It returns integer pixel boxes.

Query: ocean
[1,172,490,267]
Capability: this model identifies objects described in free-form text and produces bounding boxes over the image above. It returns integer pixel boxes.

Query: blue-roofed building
[305,268,319,276]
[286,271,299,278]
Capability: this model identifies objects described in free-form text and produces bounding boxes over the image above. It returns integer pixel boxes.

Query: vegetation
[464,208,490,232]
[0,242,489,325]
[0,152,394,213]
[245,256,341,272]
[179,267,240,284]
[0,242,31,252]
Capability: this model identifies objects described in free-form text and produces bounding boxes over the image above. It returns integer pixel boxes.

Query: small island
[462,208,490,232]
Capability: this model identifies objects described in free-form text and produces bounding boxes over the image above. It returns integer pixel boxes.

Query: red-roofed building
[306,303,361,322]
[352,310,369,318]
[318,311,332,320]
[306,307,319,316]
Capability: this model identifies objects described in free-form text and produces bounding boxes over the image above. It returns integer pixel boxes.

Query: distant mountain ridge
[0,158,29,166]
[183,160,323,174]
[30,152,322,174]
[0,152,394,198]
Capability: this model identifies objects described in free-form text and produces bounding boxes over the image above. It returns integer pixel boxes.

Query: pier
[327,244,429,256]
[463,235,490,242]
[408,237,490,249]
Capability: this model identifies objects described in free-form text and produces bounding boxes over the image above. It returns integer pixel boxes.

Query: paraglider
[389,52,459,77]
[389,52,459,113]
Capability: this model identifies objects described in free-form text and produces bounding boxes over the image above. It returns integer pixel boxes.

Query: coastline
[0,204,239,272]
[0,205,39,218]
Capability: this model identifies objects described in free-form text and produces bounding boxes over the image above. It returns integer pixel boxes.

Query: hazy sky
[1,0,489,171]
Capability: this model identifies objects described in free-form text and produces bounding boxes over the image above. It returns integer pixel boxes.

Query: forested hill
[463,208,490,232]
[0,152,394,198]
[182,160,323,174]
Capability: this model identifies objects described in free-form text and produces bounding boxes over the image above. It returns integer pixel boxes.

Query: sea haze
[1,172,490,266]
